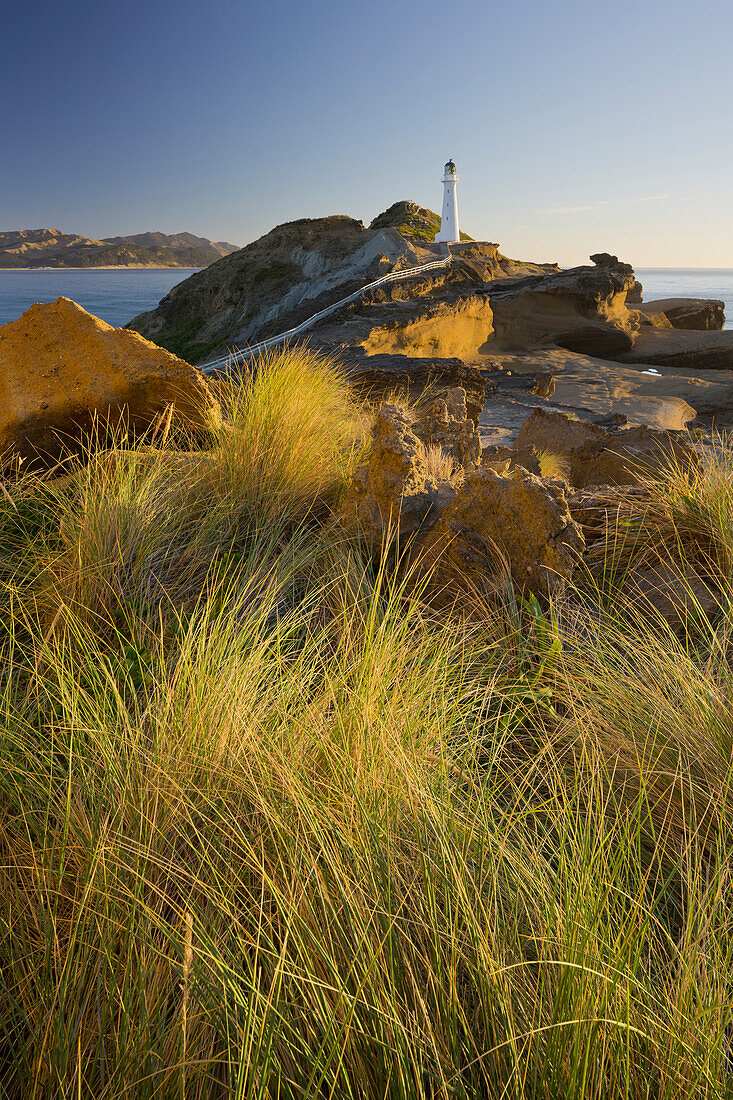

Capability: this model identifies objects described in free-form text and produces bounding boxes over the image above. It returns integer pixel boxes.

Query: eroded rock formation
[341,390,584,598]
[417,465,585,599]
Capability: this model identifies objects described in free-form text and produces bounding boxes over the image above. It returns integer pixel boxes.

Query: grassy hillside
[1,350,733,1096]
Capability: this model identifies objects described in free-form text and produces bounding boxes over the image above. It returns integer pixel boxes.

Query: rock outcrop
[417,465,585,599]
[341,390,584,598]
[413,389,481,466]
[124,208,731,441]
[0,298,220,466]
[127,207,557,364]
[626,279,643,304]
[617,328,733,372]
[342,350,487,423]
[510,407,698,487]
[341,403,455,541]
[635,298,725,331]
[487,257,638,358]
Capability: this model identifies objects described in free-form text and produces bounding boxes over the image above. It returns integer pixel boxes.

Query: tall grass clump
[1,355,733,1096]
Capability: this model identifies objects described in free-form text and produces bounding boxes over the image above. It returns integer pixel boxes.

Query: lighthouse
[435,159,460,245]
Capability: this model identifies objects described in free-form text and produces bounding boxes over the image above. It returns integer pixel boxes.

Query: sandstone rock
[417,465,585,598]
[487,259,638,358]
[514,408,608,456]
[342,350,487,423]
[626,279,643,304]
[590,253,624,269]
[513,408,698,488]
[0,297,220,466]
[636,298,725,331]
[483,367,556,398]
[340,404,453,542]
[342,397,584,599]
[413,388,481,467]
[355,294,496,362]
[617,328,733,371]
[630,307,674,330]
[578,425,699,487]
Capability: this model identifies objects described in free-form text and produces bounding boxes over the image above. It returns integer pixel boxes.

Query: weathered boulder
[417,466,585,598]
[630,307,674,330]
[636,298,725,331]
[341,396,584,598]
[0,297,221,466]
[514,408,607,456]
[341,404,453,542]
[590,253,626,269]
[513,407,698,488]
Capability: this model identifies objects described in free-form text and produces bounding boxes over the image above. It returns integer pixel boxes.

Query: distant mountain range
[0,229,240,269]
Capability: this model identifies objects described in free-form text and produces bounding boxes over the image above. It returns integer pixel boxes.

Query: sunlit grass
[0,349,732,1097]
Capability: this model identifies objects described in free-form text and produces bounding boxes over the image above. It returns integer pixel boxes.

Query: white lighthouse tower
[435,159,460,245]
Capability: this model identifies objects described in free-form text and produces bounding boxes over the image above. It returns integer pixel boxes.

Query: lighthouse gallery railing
[199,253,453,375]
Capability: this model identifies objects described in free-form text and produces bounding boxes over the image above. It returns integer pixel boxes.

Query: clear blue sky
[4,0,732,266]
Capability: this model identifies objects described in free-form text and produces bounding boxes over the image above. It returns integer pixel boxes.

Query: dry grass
[535,448,570,481]
[416,440,465,487]
[0,352,733,1097]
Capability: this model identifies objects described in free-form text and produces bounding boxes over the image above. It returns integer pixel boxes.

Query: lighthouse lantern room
[434,159,460,245]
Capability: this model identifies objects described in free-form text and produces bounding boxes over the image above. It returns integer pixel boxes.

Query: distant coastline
[0,228,238,272]
[0,265,203,271]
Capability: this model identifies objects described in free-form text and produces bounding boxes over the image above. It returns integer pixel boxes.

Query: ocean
[0,266,731,333]
[0,268,201,329]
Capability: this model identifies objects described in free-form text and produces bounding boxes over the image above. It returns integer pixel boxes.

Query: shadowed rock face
[635,298,725,331]
[486,260,638,357]
[341,351,488,423]
[617,329,733,371]
[0,297,220,467]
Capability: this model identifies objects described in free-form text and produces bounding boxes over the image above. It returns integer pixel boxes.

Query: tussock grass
[1,350,733,1097]
[417,440,465,487]
[535,448,570,481]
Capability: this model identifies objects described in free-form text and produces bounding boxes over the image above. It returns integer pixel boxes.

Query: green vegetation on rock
[369,199,475,241]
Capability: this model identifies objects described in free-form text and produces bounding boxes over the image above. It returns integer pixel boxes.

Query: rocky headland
[127,205,733,441]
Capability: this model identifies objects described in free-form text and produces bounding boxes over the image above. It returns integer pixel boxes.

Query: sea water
[0,268,201,328]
